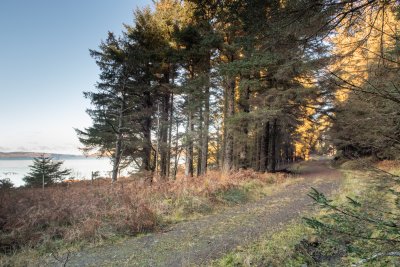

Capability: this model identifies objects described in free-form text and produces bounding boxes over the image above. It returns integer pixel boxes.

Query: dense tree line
[77,0,400,181]
[329,1,400,159]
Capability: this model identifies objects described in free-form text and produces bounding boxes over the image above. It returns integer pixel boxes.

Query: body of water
[0,158,132,187]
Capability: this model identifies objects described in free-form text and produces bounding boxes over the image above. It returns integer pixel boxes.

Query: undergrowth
[0,169,291,265]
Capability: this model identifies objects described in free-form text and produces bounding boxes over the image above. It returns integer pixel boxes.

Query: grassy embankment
[0,168,297,266]
[212,160,400,267]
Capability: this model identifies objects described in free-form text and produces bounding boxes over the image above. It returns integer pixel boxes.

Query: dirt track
[46,160,342,267]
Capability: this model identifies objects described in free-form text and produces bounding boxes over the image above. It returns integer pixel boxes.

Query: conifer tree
[78,0,339,181]
[329,1,400,159]
[77,32,155,181]
[23,155,71,187]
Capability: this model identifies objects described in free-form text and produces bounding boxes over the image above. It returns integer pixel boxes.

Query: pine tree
[77,32,156,182]
[77,33,132,182]
[23,155,71,187]
[329,1,400,159]
[77,0,339,180]
[0,178,14,189]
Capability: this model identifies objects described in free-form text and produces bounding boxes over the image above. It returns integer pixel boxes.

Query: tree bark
[173,119,179,179]
[264,122,270,171]
[200,85,210,175]
[223,78,235,173]
[254,126,261,171]
[112,91,126,183]
[141,91,153,173]
[185,64,195,177]
[167,93,174,178]
[159,92,170,179]
[185,107,194,177]
[238,83,250,169]
[197,105,203,176]
[259,121,269,172]
[270,118,278,173]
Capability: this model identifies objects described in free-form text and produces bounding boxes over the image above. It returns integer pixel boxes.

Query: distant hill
[0,152,87,160]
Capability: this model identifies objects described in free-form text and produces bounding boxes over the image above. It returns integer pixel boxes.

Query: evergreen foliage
[305,174,400,265]
[0,178,14,189]
[23,155,71,187]
[77,0,400,180]
[328,1,400,159]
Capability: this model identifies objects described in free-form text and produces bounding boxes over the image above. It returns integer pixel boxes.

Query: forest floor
[44,160,342,267]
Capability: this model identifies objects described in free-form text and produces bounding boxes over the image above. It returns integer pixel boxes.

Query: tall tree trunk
[259,121,269,172]
[197,105,203,176]
[173,119,179,179]
[155,103,160,176]
[264,122,270,171]
[285,142,290,164]
[270,118,278,173]
[255,126,261,171]
[112,92,126,183]
[159,68,170,179]
[167,93,174,178]
[216,123,221,168]
[185,64,195,177]
[238,83,250,169]
[185,107,194,177]
[112,133,123,183]
[200,85,210,175]
[223,78,235,173]
[221,83,227,169]
[142,91,153,173]
[159,92,170,179]
[249,132,255,169]
[275,128,282,170]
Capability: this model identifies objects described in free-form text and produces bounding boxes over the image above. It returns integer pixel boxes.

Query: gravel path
[45,160,342,267]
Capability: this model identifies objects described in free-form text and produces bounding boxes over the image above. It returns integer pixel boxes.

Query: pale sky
[0,0,151,154]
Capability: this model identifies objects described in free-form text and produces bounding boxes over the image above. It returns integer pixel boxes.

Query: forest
[76,0,400,182]
[1,0,400,266]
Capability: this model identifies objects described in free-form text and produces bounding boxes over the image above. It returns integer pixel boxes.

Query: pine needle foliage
[304,173,400,265]
[23,155,72,187]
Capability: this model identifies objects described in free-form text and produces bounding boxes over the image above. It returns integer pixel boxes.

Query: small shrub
[0,178,14,190]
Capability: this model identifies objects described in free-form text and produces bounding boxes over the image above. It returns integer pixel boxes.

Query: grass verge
[211,160,400,267]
